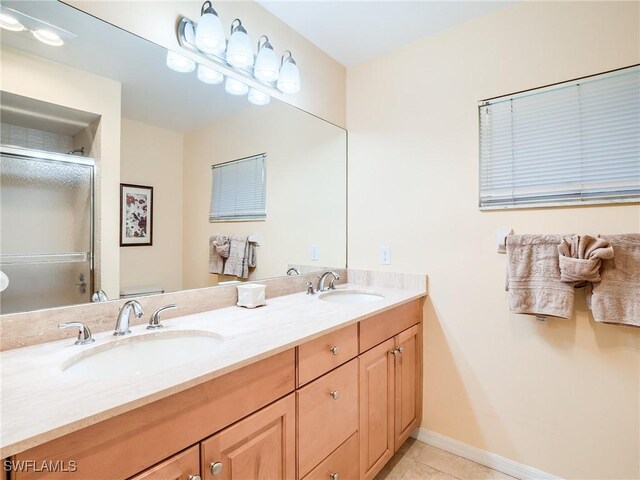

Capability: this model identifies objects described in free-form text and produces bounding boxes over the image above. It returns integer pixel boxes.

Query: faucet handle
[147,304,177,330]
[59,322,95,345]
[306,281,315,295]
[328,272,341,290]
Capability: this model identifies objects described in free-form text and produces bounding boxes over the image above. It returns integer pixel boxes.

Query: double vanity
[0,271,427,480]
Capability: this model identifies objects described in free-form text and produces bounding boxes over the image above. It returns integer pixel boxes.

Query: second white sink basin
[62,330,223,379]
[319,290,384,304]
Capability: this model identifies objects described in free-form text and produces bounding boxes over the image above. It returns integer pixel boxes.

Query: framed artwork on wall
[120,183,153,246]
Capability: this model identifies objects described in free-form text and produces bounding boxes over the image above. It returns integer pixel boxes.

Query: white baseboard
[412,428,563,480]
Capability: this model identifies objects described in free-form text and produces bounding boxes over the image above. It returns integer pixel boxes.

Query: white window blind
[479,66,640,209]
[209,153,266,222]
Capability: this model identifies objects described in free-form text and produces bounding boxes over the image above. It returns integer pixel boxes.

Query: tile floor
[374,439,516,480]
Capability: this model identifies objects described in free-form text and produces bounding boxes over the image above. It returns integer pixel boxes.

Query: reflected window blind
[479,66,640,209]
[209,153,266,222]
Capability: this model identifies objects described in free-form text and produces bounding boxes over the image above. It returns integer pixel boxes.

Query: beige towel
[589,234,640,327]
[223,235,255,279]
[558,235,614,285]
[506,234,575,319]
[209,235,229,274]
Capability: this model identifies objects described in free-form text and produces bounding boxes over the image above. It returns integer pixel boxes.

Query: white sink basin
[62,330,223,379]
[319,290,384,304]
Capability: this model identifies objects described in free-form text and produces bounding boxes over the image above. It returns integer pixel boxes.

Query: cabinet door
[359,338,395,480]
[394,325,420,451]
[200,394,295,480]
[129,445,200,480]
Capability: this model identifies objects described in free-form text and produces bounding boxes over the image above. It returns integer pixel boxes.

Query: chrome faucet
[59,322,95,345]
[317,271,341,292]
[287,267,300,276]
[114,300,143,336]
[147,304,177,330]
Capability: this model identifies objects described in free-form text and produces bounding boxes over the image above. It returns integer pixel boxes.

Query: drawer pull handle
[330,474,340,480]
[330,390,340,400]
[210,462,223,476]
[330,345,340,355]
[188,476,202,480]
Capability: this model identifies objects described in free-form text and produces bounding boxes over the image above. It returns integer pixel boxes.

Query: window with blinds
[209,153,266,222]
[479,66,640,209]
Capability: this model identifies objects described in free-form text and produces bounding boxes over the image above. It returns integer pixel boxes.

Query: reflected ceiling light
[225,77,249,96]
[197,64,224,84]
[277,51,300,94]
[226,19,253,69]
[32,29,64,46]
[0,12,24,32]
[195,1,226,55]
[166,50,196,72]
[248,87,270,106]
[254,35,279,83]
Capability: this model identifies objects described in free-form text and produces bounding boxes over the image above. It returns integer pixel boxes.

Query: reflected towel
[209,235,229,274]
[223,235,254,278]
[558,235,614,285]
[589,234,640,327]
[506,234,575,319]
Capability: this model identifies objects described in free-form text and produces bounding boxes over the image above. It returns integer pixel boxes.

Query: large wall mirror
[0,1,347,314]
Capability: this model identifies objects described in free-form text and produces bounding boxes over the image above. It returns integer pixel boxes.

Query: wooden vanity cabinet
[129,445,200,480]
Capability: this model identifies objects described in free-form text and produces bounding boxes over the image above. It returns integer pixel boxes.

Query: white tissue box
[236,284,266,309]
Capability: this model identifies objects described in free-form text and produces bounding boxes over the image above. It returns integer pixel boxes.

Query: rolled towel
[558,235,614,285]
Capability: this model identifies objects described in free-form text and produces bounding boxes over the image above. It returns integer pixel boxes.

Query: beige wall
[182,100,346,288]
[1,47,122,299]
[66,0,347,128]
[120,118,184,295]
[347,2,640,479]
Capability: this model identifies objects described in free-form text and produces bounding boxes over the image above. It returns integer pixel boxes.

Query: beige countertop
[0,283,425,458]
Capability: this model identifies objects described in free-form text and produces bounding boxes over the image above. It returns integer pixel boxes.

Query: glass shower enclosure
[0,145,95,314]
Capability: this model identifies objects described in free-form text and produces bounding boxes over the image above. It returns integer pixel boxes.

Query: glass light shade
[226,23,253,69]
[195,11,225,55]
[254,44,279,83]
[197,64,224,84]
[225,77,249,96]
[166,51,196,73]
[277,60,300,94]
[33,29,64,47]
[0,13,24,32]
[248,88,270,106]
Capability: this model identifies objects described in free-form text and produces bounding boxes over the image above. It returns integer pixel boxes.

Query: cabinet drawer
[129,445,200,480]
[297,359,358,478]
[359,300,421,353]
[298,324,358,386]
[301,433,359,480]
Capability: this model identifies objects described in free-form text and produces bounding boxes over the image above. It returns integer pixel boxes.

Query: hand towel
[589,234,640,327]
[223,235,251,278]
[506,234,575,319]
[209,235,229,274]
[558,235,614,285]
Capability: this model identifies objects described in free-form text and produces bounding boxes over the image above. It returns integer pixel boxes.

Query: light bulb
[195,1,226,55]
[197,64,224,84]
[226,19,253,69]
[225,77,249,96]
[33,29,64,47]
[166,51,196,73]
[277,51,300,94]
[0,12,24,32]
[254,36,279,83]
[248,88,270,106]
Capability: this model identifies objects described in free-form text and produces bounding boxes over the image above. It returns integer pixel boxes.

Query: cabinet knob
[330,473,340,480]
[398,346,404,354]
[330,390,340,400]
[329,345,340,355]
[391,348,400,356]
[188,476,202,480]
[210,462,223,476]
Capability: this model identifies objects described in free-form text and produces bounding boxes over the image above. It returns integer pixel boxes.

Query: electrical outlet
[311,245,319,261]
[380,246,391,265]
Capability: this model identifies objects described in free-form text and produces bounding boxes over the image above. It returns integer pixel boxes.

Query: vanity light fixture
[195,1,226,55]
[225,77,249,96]
[197,64,224,84]
[277,51,300,94]
[166,50,196,73]
[0,12,24,32]
[254,36,279,83]
[32,29,64,47]
[247,87,270,106]
[226,19,253,69]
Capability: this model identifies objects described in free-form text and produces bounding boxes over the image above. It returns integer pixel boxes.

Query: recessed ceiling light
[0,12,24,32]
[33,29,64,47]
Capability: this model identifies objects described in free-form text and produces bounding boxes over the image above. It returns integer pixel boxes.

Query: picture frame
[120,183,153,246]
